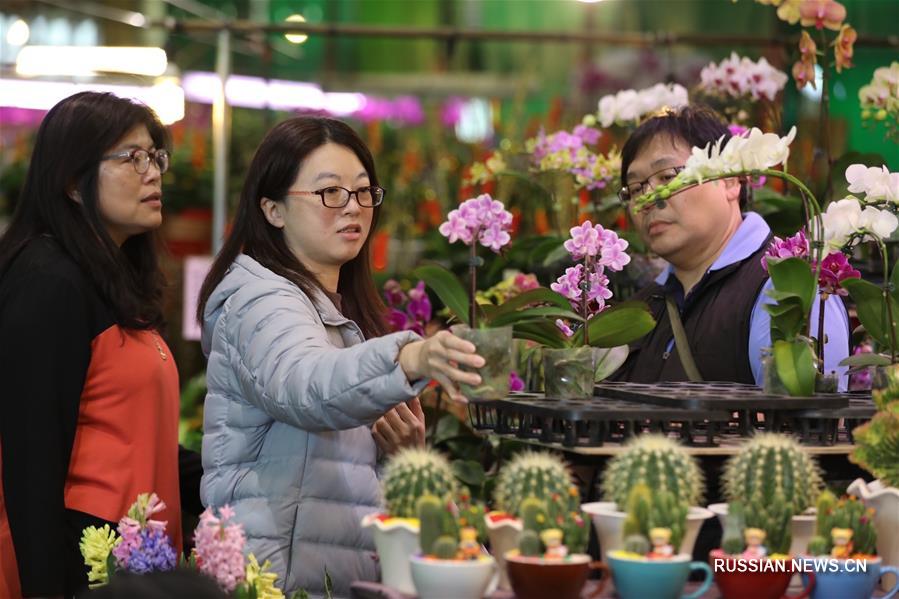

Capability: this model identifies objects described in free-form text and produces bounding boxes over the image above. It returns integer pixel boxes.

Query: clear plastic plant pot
[452,325,513,401]
[543,346,596,399]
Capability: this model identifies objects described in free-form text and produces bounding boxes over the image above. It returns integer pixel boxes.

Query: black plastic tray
[594,381,850,410]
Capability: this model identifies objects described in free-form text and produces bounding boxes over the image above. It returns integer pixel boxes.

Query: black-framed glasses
[286,185,386,208]
[101,148,170,175]
[618,166,685,206]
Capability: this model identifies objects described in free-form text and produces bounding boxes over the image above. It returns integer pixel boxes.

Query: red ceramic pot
[505,552,608,599]
[710,549,815,599]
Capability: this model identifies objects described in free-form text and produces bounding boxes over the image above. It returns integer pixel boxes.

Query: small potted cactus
[710,499,816,599]
[361,447,459,594]
[487,450,588,589]
[504,496,608,599]
[800,491,899,599]
[408,493,497,599]
[712,433,824,556]
[581,434,712,561]
[605,484,714,599]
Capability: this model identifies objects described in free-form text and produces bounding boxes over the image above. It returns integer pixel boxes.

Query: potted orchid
[696,52,788,129]
[859,61,899,142]
[543,219,643,398]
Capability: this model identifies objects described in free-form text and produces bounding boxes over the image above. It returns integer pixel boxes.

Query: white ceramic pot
[409,554,497,599]
[361,514,420,594]
[707,503,817,557]
[581,501,713,562]
[484,512,523,590]
[847,478,899,591]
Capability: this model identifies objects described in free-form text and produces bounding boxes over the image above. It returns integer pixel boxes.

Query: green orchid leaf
[490,306,583,328]
[843,278,896,350]
[413,264,471,326]
[773,339,817,397]
[513,321,566,349]
[576,301,656,348]
[594,345,629,381]
[766,257,816,315]
[839,353,893,368]
[488,287,572,319]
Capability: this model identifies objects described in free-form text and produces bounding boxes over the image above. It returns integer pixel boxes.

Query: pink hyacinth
[761,230,810,270]
[817,251,860,296]
[438,193,513,253]
[194,506,247,593]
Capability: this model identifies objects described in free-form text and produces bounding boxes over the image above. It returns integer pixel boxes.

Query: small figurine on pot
[742,528,768,559]
[540,528,569,560]
[830,527,854,559]
[647,527,674,559]
[458,526,482,561]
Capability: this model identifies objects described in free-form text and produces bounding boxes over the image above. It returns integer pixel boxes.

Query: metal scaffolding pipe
[211,28,230,255]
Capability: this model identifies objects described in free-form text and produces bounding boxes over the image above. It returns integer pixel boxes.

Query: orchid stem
[469,241,478,329]
[817,295,826,374]
[878,239,897,363]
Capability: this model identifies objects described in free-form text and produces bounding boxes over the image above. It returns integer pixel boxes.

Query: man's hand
[372,397,426,457]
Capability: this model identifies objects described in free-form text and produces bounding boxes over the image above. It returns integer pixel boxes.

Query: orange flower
[799,30,818,59]
[833,24,857,73]
[793,59,817,89]
[799,0,847,31]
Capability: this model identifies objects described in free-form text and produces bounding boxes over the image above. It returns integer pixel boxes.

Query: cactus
[601,434,704,510]
[721,501,746,555]
[814,490,838,545]
[518,529,542,556]
[723,434,823,554]
[745,495,793,554]
[417,494,453,557]
[494,451,577,516]
[520,497,548,532]
[621,483,687,549]
[807,535,829,556]
[382,448,459,518]
[821,496,878,556]
[432,536,459,559]
[623,534,651,555]
[850,403,899,488]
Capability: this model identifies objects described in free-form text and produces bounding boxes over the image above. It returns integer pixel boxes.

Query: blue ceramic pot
[607,551,713,599]
[800,557,899,599]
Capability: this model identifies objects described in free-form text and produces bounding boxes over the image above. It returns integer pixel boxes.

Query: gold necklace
[152,332,168,361]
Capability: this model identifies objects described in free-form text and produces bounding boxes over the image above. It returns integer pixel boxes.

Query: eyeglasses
[286,185,386,208]
[101,148,170,175]
[618,166,685,206]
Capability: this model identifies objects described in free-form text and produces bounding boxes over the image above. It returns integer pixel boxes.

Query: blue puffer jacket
[200,254,424,597]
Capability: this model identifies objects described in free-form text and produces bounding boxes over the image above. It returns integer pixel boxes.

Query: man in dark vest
[611,105,850,388]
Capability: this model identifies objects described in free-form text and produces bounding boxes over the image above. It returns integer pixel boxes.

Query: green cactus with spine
[723,434,823,554]
[432,536,459,559]
[807,535,829,556]
[382,447,459,518]
[601,435,704,511]
[417,494,457,557]
[494,450,578,516]
[623,534,651,555]
[721,501,746,555]
[620,483,687,549]
[518,530,542,556]
[816,495,878,556]
[814,490,838,544]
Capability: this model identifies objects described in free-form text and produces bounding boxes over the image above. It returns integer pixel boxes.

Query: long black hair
[0,91,169,329]
[197,116,389,339]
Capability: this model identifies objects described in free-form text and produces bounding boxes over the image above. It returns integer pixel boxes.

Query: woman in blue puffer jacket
[195,117,482,597]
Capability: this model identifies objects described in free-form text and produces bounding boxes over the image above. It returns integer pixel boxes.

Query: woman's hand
[398,330,484,403]
[372,397,426,457]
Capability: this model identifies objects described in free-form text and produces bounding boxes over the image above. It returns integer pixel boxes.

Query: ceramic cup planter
[543,346,595,399]
[847,478,899,591]
[607,551,713,599]
[409,554,498,599]
[360,514,419,594]
[505,552,608,599]
[452,325,513,401]
[484,512,522,590]
[800,556,899,599]
[708,503,818,557]
[581,501,714,562]
[710,550,815,599]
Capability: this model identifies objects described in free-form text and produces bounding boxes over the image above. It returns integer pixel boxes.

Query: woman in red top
[0,92,182,598]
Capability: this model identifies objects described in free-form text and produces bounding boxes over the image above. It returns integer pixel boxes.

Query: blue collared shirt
[654,212,850,390]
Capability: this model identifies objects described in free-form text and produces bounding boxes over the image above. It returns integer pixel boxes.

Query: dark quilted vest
[611,237,772,384]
